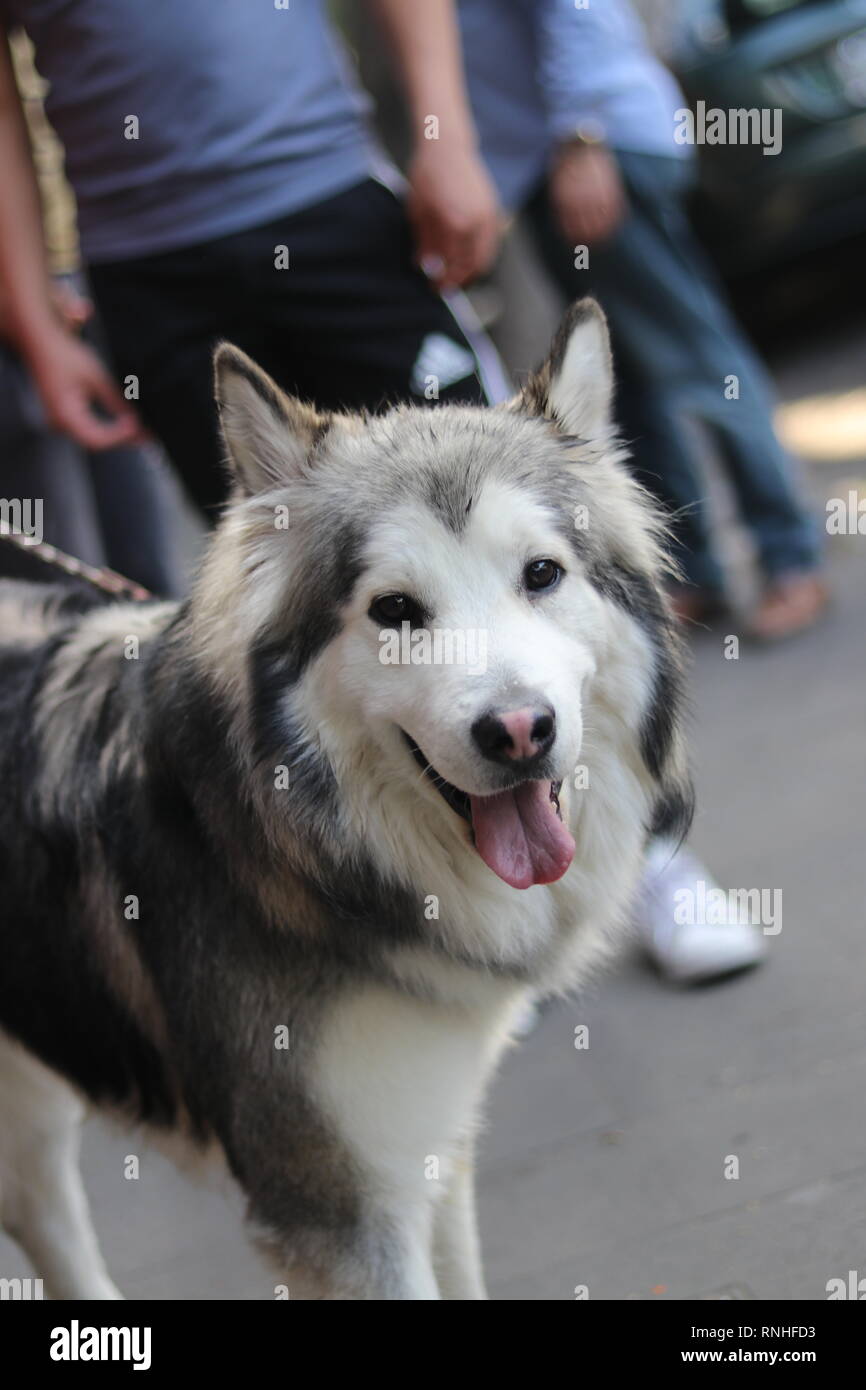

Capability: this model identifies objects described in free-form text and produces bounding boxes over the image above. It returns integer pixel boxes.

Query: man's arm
[537,0,638,145]
[0,29,140,449]
[535,0,628,246]
[367,0,502,288]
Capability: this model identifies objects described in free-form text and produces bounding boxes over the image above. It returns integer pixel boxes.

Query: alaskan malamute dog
[0,300,690,1300]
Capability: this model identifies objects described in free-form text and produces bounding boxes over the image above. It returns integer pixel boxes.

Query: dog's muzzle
[403,732,574,891]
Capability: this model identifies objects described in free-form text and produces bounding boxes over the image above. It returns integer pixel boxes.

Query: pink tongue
[469,782,575,890]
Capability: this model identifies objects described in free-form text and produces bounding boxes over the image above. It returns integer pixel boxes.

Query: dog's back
[0,581,185,1124]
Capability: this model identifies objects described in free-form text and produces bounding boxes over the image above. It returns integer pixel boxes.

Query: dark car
[673,0,866,274]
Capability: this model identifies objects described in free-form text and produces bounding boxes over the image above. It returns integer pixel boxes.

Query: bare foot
[748,573,829,641]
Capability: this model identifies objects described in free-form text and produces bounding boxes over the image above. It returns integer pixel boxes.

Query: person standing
[458,0,827,641]
[0,30,183,595]
[0,0,506,517]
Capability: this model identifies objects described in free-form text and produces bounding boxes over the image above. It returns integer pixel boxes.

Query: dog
[0,299,691,1300]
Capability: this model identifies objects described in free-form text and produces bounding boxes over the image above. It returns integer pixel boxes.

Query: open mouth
[404,734,575,891]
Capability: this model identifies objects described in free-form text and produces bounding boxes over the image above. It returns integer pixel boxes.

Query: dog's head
[205,300,691,891]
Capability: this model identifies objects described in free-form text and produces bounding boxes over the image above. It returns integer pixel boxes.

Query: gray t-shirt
[2,0,384,263]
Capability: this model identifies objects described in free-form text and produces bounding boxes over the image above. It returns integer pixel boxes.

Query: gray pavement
[1,321,864,1302]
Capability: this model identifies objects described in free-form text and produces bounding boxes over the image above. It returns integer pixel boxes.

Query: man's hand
[368,0,503,287]
[549,142,627,247]
[0,33,140,450]
[26,326,143,451]
[407,140,503,289]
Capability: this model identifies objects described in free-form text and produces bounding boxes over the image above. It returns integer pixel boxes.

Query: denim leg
[611,352,727,593]
[527,168,725,592]
[527,153,821,586]
[88,444,188,598]
[0,347,108,566]
[622,152,821,579]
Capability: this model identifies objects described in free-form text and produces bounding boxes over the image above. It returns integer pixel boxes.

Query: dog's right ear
[214,343,329,494]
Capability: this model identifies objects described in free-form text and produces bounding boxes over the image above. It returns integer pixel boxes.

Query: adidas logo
[410,334,476,396]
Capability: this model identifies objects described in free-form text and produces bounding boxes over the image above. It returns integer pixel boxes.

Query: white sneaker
[636,841,768,984]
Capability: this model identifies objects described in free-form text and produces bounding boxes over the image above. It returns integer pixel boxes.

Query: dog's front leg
[254,1207,442,1301]
[433,1146,488,1300]
[227,1086,444,1298]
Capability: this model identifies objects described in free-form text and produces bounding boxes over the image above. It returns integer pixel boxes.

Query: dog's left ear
[519,298,613,439]
[214,343,330,494]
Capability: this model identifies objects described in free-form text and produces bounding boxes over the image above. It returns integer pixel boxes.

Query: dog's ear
[519,298,613,439]
[214,343,330,494]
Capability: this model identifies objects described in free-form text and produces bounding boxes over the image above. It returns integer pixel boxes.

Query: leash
[0,528,152,600]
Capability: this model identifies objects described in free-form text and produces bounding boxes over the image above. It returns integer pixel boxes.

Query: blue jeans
[528,152,821,593]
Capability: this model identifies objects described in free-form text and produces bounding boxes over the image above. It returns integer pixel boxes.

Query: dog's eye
[369,593,424,627]
[524,559,562,593]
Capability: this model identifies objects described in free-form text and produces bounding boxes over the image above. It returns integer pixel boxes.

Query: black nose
[471,703,556,767]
